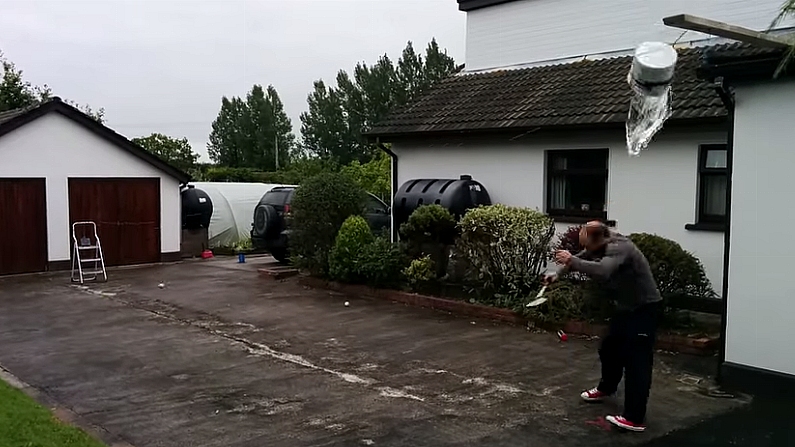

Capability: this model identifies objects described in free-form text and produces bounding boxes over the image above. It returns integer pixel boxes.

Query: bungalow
[367,0,794,297]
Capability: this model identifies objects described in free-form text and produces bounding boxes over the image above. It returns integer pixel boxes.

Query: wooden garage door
[0,178,48,275]
[69,178,160,266]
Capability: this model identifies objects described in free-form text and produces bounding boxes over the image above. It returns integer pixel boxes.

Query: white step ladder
[71,221,107,284]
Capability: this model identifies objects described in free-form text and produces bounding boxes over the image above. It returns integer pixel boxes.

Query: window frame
[696,144,729,226]
[545,148,609,221]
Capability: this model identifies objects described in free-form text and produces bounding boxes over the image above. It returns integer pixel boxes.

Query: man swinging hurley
[544,221,662,432]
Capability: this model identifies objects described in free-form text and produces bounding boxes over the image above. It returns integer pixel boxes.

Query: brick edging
[299,277,719,356]
[0,364,137,447]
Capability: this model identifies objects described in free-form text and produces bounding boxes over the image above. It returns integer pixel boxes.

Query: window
[546,149,609,220]
[696,144,728,226]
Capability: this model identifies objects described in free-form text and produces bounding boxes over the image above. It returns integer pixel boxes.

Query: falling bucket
[630,41,678,92]
[238,252,246,263]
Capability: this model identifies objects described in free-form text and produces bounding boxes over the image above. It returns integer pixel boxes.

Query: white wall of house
[465,0,791,71]
[0,113,182,262]
[392,126,727,294]
[725,80,795,377]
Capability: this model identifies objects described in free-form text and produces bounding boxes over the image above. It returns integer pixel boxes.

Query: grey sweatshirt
[557,233,662,312]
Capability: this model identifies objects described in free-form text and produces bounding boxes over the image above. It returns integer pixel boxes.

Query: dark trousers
[596,301,661,424]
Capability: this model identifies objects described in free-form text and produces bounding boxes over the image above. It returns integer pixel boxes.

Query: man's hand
[555,250,573,266]
[542,272,558,286]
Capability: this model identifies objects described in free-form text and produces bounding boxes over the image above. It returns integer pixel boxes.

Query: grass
[0,379,107,447]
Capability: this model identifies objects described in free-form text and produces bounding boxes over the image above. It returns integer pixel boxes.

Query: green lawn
[0,379,107,447]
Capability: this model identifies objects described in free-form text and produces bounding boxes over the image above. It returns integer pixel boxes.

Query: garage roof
[0,98,191,183]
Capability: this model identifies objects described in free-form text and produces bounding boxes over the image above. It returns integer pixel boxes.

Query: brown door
[0,178,48,275]
[68,178,160,266]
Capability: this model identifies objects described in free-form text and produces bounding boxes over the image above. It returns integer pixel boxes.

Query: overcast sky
[0,0,466,161]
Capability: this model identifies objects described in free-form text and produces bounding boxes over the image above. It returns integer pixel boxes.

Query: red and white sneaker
[606,415,646,432]
[580,387,612,402]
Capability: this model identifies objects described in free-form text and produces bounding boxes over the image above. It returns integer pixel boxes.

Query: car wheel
[254,204,278,238]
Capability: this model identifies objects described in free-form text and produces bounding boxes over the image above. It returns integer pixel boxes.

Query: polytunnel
[188,182,288,248]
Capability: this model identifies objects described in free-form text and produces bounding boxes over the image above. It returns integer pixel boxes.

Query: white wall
[725,81,795,376]
[465,0,791,71]
[0,113,182,262]
[392,126,726,294]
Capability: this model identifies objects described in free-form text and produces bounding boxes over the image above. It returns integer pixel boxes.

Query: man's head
[579,220,611,251]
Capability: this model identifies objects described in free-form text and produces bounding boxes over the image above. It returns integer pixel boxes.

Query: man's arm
[567,245,626,281]
[550,249,590,276]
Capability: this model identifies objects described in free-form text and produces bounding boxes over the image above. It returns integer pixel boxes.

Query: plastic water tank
[394,175,491,226]
[181,185,213,229]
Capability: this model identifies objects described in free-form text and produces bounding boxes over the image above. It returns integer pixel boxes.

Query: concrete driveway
[0,257,747,447]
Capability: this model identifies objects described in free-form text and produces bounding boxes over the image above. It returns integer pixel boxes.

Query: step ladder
[71,221,107,284]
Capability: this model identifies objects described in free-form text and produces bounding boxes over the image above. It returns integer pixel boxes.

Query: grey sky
[0,0,465,161]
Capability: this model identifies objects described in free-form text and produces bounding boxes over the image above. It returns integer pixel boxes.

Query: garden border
[298,277,719,356]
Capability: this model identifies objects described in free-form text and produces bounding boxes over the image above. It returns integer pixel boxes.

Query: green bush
[399,205,457,278]
[456,204,556,306]
[329,216,375,282]
[628,233,716,299]
[403,255,436,287]
[400,205,457,249]
[290,172,366,275]
[357,237,407,288]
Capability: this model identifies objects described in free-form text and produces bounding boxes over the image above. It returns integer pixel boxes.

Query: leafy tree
[0,51,104,123]
[207,84,295,170]
[341,149,390,200]
[772,0,795,77]
[131,133,199,173]
[300,39,460,165]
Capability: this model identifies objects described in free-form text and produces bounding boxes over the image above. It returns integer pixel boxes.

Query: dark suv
[250,186,391,263]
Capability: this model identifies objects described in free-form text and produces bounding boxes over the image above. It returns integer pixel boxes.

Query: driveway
[0,257,747,447]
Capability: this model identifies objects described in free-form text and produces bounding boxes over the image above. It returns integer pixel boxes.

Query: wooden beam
[663,14,792,48]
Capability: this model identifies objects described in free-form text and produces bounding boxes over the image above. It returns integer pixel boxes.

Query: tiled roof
[367,44,731,138]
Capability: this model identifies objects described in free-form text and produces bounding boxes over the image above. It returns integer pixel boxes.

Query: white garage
[0,97,190,275]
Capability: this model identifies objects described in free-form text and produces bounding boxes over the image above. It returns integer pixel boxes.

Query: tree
[132,133,199,173]
[207,84,295,170]
[772,0,795,77]
[300,39,460,165]
[341,149,391,201]
[0,51,105,123]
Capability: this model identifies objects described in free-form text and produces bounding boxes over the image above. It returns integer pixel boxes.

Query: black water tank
[394,175,491,226]
[181,185,213,229]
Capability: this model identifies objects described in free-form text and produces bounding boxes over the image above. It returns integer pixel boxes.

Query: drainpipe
[714,76,735,385]
[377,139,398,243]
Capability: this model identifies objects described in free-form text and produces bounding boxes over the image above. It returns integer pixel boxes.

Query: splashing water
[625,41,677,157]
[625,77,672,157]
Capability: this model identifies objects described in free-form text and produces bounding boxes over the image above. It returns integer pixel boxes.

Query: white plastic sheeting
[189,182,290,248]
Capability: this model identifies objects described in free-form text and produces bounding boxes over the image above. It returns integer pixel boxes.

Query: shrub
[329,216,375,282]
[290,172,366,275]
[456,204,556,305]
[399,205,457,278]
[553,225,589,281]
[628,233,716,299]
[555,225,583,254]
[525,279,612,324]
[357,237,407,288]
[403,255,436,287]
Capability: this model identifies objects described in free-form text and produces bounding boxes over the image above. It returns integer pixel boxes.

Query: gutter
[377,140,399,242]
[714,76,735,385]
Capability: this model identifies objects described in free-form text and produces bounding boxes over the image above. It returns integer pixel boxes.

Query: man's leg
[597,316,626,395]
[583,314,627,402]
[621,303,660,424]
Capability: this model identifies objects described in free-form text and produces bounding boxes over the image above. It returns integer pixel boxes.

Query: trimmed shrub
[357,237,407,288]
[399,205,457,278]
[290,172,366,275]
[399,205,457,249]
[628,233,717,299]
[403,255,436,287]
[329,216,375,283]
[456,204,556,306]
